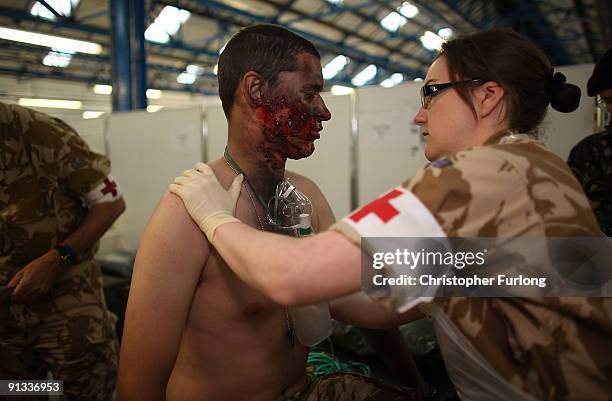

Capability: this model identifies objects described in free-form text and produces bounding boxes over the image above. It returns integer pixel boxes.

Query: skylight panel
[145,6,191,44]
[381,12,406,32]
[380,73,404,88]
[42,49,73,67]
[399,2,418,19]
[323,55,349,80]
[420,31,445,51]
[352,65,377,87]
[30,0,80,21]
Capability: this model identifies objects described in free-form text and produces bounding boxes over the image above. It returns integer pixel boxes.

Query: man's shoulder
[153,192,210,245]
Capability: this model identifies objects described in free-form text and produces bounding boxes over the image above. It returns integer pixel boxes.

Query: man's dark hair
[217,24,320,118]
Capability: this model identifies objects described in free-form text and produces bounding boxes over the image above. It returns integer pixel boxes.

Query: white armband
[340,187,449,312]
[81,174,122,207]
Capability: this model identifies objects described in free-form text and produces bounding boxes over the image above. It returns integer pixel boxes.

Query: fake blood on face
[256,96,320,169]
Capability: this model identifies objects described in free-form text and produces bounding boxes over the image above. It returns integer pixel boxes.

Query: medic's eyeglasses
[420,79,484,109]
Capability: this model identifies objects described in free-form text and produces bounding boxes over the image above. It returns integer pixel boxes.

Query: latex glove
[8,250,62,303]
[169,162,243,242]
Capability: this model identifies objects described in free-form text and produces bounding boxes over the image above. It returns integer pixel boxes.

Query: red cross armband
[342,187,446,238]
[82,174,122,207]
[334,187,449,313]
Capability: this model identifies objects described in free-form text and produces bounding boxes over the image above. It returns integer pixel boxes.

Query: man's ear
[476,81,505,120]
[241,71,266,107]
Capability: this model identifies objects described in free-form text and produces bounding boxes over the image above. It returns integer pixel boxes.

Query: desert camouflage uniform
[333,136,612,401]
[567,125,612,236]
[0,102,118,400]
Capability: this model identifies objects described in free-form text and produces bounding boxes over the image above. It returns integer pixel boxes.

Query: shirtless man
[117,24,423,401]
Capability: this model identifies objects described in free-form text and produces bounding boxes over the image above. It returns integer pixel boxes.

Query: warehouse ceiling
[0,0,610,97]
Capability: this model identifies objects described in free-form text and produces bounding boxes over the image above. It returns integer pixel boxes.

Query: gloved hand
[169,162,243,242]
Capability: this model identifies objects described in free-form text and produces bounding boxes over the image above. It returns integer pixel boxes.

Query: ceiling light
[145,5,190,44]
[0,27,102,54]
[144,24,169,43]
[399,2,419,19]
[177,64,205,85]
[330,85,354,96]
[437,28,453,40]
[42,49,73,68]
[380,73,404,88]
[420,31,445,51]
[19,98,82,109]
[177,72,196,85]
[31,0,80,21]
[351,65,377,87]
[186,64,204,75]
[323,55,349,80]
[146,89,162,99]
[83,111,104,119]
[93,84,113,95]
[381,12,406,32]
[147,105,164,112]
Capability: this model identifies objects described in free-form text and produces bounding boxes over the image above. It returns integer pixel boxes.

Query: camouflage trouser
[0,259,118,401]
[290,373,418,401]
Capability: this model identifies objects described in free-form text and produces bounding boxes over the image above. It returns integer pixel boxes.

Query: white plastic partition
[356,82,427,206]
[541,63,596,159]
[67,118,107,155]
[204,94,353,219]
[204,104,229,162]
[108,107,204,251]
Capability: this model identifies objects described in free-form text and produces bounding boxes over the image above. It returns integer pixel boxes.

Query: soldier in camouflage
[170,29,612,401]
[567,47,612,236]
[0,101,125,400]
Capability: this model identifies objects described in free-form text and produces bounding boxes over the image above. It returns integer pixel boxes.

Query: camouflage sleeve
[332,146,527,241]
[403,147,528,237]
[30,114,111,196]
[567,136,598,195]
[330,147,526,312]
[567,132,612,236]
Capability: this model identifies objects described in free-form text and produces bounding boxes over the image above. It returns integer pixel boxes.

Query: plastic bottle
[299,213,313,236]
[290,213,333,346]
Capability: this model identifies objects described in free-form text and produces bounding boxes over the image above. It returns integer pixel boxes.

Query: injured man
[117,24,429,401]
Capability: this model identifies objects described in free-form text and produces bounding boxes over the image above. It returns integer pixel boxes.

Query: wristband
[55,242,77,265]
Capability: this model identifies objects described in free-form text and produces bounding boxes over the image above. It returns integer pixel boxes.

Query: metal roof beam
[0,5,107,35]
[76,8,110,24]
[0,7,223,64]
[571,0,600,62]
[182,0,426,76]
[0,65,217,95]
[439,0,486,28]
[282,1,372,25]
[505,0,573,65]
[0,40,218,79]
